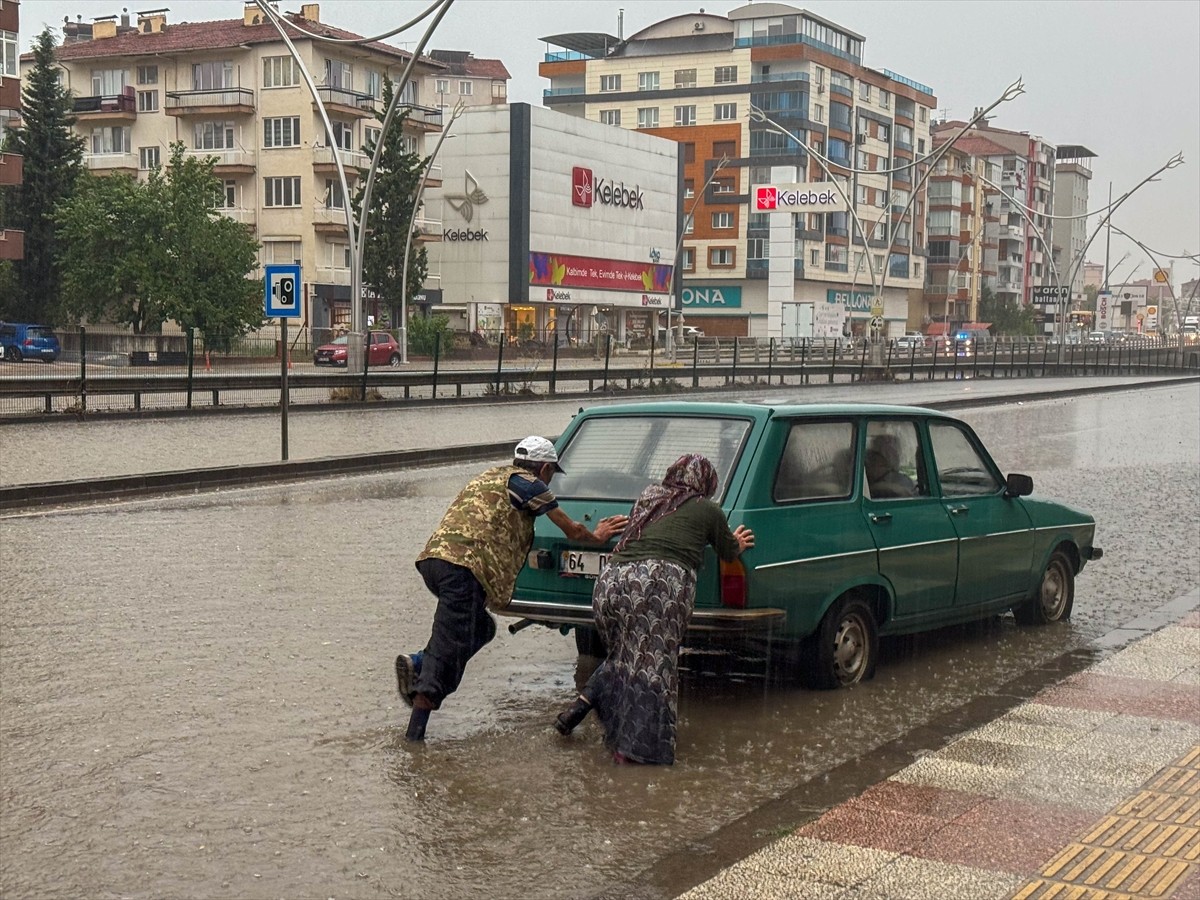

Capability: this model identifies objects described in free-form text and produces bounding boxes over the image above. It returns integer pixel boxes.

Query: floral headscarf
[614,453,719,552]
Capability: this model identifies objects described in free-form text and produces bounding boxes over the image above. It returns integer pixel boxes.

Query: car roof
[575,400,948,421]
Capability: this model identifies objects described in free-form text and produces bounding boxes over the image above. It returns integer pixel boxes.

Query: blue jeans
[413,558,496,707]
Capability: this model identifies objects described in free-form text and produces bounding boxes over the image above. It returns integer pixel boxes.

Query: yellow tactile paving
[1010,744,1200,899]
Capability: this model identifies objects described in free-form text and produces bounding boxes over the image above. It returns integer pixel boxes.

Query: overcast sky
[21,0,1200,290]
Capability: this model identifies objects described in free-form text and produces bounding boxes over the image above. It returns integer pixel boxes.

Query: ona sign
[681,286,743,308]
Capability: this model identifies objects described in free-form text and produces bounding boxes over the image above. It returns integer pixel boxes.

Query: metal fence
[1,326,1196,419]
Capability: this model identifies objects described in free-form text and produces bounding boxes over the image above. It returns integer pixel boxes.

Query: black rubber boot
[406,707,431,741]
[554,698,592,735]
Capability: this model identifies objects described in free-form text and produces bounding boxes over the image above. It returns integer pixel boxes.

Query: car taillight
[719,558,747,609]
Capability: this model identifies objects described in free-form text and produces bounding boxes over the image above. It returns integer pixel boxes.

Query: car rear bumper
[498,599,786,634]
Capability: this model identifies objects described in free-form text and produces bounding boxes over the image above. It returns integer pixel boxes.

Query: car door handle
[946,505,969,516]
[869,512,892,524]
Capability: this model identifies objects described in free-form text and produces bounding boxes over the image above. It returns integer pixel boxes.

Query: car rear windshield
[27,327,53,340]
[554,414,752,502]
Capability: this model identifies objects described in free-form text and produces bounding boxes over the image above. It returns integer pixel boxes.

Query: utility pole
[1102,182,1112,291]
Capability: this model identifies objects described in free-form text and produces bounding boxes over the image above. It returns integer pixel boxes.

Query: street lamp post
[668,156,728,359]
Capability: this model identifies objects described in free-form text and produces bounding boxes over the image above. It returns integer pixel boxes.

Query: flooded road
[1,382,1197,899]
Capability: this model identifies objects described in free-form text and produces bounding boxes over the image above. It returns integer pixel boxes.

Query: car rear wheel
[7,347,21,362]
[574,625,607,659]
[800,595,878,690]
[388,353,401,367]
[1014,549,1074,625]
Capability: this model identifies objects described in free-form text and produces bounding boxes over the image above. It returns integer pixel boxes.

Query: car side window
[864,421,927,500]
[774,420,856,503]
[929,422,1002,496]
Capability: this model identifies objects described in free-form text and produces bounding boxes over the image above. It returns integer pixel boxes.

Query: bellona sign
[754,183,847,214]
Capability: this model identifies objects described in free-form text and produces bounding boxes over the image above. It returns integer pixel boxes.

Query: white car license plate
[560,550,610,578]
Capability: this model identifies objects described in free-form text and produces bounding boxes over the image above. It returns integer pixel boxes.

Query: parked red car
[313,331,403,367]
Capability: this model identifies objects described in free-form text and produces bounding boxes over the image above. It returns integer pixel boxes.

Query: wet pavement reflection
[0,382,1197,899]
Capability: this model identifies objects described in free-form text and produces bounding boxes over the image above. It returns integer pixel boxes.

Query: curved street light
[668,155,729,358]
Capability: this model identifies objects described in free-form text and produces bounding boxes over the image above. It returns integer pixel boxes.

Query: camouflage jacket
[417,465,539,610]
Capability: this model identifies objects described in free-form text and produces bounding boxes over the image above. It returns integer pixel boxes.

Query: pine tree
[352,78,428,324]
[3,29,84,324]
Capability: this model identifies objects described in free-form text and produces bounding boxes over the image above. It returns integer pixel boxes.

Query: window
[929,423,1001,496]
[637,107,659,129]
[714,102,737,121]
[364,125,382,152]
[919,106,928,122]
[264,176,301,207]
[879,89,891,109]
[219,180,237,208]
[674,105,696,126]
[138,146,160,170]
[913,261,922,279]
[194,121,235,150]
[684,216,694,235]
[812,104,824,123]
[859,82,871,101]
[91,68,126,96]
[325,179,345,209]
[193,61,233,91]
[808,213,822,231]
[683,179,695,199]
[712,211,734,229]
[682,142,696,164]
[709,247,734,267]
[714,65,737,84]
[597,74,620,93]
[365,69,383,99]
[264,117,301,148]
[1,30,17,78]
[436,78,449,94]
[674,68,696,89]
[325,58,352,88]
[713,177,735,194]
[264,240,302,265]
[774,421,855,503]
[332,121,353,151]
[137,90,158,112]
[91,126,130,154]
[877,122,890,143]
[136,65,158,85]
[492,81,507,100]
[828,138,849,161]
[712,140,736,159]
[917,138,926,154]
[856,184,868,205]
[830,102,852,130]
[638,71,660,92]
[895,124,914,147]
[825,243,848,267]
[747,238,767,259]
[681,248,695,271]
[810,248,819,266]
[263,56,299,88]
[459,80,473,95]
[876,189,889,209]
[599,109,621,126]
[864,422,927,500]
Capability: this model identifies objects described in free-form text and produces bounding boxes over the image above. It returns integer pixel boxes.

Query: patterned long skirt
[584,558,696,765]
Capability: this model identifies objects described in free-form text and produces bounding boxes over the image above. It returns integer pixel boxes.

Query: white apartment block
[540,2,936,340]
[23,3,444,334]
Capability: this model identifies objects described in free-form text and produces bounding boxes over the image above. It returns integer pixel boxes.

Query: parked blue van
[0,323,61,362]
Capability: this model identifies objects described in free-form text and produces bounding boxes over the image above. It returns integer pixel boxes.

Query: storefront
[427,104,681,344]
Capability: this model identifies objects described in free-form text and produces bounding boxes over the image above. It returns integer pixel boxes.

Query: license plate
[560,550,610,578]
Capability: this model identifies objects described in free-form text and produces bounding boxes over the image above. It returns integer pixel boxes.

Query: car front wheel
[7,347,21,362]
[800,595,878,689]
[388,353,401,367]
[1014,549,1074,625]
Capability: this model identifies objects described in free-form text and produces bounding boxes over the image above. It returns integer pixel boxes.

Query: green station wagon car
[499,401,1102,689]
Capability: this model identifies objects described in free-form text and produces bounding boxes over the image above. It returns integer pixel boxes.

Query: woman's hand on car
[733,524,755,553]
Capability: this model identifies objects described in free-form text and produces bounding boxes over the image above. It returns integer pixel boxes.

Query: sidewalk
[679,590,1200,900]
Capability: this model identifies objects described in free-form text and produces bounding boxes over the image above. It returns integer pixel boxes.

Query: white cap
[514,435,565,473]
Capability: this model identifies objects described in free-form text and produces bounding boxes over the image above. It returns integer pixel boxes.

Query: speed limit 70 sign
[265,264,302,318]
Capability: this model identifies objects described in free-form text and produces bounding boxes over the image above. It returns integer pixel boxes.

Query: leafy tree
[56,143,263,343]
[1083,284,1098,310]
[352,78,428,322]
[978,286,1035,336]
[406,312,453,356]
[2,29,84,324]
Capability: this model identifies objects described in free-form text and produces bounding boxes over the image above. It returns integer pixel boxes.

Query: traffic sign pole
[265,264,301,462]
[280,316,289,461]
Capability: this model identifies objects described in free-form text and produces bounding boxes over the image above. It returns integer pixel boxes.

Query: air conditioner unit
[855,133,866,145]
[817,84,825,94]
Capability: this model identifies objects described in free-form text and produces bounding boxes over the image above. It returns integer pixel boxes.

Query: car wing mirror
[1005,473,1034,497]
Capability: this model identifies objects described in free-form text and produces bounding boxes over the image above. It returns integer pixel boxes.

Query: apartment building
[540,2,936,340]
[425,50,510,113]
[0,0,21,263]
[25,3,443,333]
[921,135,1002,335]
[932,120,1059,310]
[1052,145,1097,306]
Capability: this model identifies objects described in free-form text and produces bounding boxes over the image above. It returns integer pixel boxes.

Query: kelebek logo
[755,187,778,211]
[572,167,593,208]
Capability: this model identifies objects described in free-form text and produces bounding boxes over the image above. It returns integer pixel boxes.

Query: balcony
[315,266,351,285]
[314,86,375,118]
[313,204,352,233]
[829,83,853,99]
[83,152,138,175]
[312,145,371,175]
[746,259,768,279]
[165,88,255,117]
[0,228,24,261]
[186,147,255,175]
[217,207,256,228]
[424,162,442,188]
[751,71,809,84]
[0,151,23,187]
[826,261,849,272]
[543,86,585,98]
[73,90,137,122]
[414,216,443,242]
[398,103,443,132]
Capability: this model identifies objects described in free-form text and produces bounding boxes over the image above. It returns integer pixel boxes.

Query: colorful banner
[530,251,673,295]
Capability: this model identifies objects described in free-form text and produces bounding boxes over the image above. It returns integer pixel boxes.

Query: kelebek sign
[754,183,846,214]
[572,166,645,211]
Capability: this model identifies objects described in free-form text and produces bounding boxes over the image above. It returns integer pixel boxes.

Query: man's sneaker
[395,653,420,708]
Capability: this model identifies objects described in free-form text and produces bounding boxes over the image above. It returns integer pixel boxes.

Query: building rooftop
[428,50,511,81]
[1055,144,1098,160]
[539,32,621,59]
